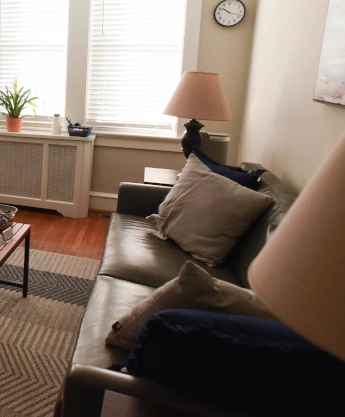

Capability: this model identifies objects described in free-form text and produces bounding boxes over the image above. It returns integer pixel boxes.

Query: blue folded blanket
[109,310,345,416]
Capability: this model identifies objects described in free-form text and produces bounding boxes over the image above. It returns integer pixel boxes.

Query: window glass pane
[0,0,69,117]
[87,0,186,130]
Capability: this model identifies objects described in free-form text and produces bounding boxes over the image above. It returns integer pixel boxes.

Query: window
[87,0,187,131]
[0,0,69,118]
[0,0,200,135]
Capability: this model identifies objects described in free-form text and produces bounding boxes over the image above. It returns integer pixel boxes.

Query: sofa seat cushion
[98,213,242,288]
[72,275,154,369]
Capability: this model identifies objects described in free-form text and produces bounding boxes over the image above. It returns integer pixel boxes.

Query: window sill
[93,130,181,152]
[0,128,181,152]
[0,129,96,142]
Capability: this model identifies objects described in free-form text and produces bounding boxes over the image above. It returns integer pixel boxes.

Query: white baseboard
[89,191,118,212]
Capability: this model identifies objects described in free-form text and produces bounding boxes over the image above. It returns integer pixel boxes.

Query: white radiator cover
[0,131,95,218]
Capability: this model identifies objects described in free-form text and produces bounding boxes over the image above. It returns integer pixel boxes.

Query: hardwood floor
[14,209,110,260]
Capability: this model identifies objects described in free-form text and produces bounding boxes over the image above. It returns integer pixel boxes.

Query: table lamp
[163,72,231,158]
[249,133,345,361]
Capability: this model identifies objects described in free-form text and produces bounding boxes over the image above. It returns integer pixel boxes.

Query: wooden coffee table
[0,223,30,297]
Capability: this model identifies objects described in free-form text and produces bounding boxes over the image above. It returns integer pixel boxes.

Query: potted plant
[0,76,39,132]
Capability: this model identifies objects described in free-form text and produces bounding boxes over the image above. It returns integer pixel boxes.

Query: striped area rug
[0,248,100,417]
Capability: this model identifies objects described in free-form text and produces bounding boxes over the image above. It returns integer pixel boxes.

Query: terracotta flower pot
[6,118,23,132]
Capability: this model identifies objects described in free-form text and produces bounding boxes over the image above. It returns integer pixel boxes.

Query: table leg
[23,230,30,297]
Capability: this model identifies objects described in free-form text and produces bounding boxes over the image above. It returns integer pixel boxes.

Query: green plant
[0,76,39,119]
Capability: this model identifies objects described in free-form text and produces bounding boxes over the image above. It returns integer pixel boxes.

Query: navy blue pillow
[110,310,345,416]
[192,147,265,189]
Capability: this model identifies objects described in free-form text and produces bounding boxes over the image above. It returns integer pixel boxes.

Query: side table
[0,223,30,297]
[101,391,200,417]
[144,167,180,187]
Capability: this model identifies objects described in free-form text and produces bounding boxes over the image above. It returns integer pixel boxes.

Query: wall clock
[214,1,246,27]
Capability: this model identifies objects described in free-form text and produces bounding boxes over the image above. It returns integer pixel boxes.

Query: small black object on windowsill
[67,120,93,137]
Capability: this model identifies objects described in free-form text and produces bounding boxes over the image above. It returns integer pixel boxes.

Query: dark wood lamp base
[181,119,204,159]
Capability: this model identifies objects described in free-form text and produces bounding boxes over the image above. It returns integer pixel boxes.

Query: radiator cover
[0,132,95,218]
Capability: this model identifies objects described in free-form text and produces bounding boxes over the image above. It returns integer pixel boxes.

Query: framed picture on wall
[314,0,345,107]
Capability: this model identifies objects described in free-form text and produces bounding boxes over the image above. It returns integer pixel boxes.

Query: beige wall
[91,146,183,194]
[238,0,345,194]
[197,0,258,164]
[90,0,259,200]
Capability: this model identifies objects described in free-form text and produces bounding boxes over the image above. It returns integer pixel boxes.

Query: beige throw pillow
[105,261,276,351]
[146,154,273,267]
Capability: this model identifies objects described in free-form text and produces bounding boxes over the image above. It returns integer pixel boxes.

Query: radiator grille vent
[0,142,43,198]
[47,145,76,203]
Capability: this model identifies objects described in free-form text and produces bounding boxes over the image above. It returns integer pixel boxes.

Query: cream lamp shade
[163,72,231,159]
[163,71,231,121]
[249,133,345,361]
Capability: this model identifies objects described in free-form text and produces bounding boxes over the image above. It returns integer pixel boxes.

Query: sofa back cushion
[228,163,296,288]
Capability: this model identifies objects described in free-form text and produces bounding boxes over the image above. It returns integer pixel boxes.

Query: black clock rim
[214,0,246,27]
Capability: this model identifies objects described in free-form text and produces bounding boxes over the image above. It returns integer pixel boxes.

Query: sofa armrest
[117,182,171,217]
[60,364,229,417]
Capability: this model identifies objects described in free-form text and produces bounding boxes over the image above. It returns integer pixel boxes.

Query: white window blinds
[0,0,69,117]
[87,0,187,131]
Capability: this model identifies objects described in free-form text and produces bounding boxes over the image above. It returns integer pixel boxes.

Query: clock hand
[222,8,240,16]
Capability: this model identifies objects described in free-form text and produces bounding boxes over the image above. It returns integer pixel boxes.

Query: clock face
[214,1,246,27]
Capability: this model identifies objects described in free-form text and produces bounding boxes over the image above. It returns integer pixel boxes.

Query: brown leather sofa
[54,163,296,417]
